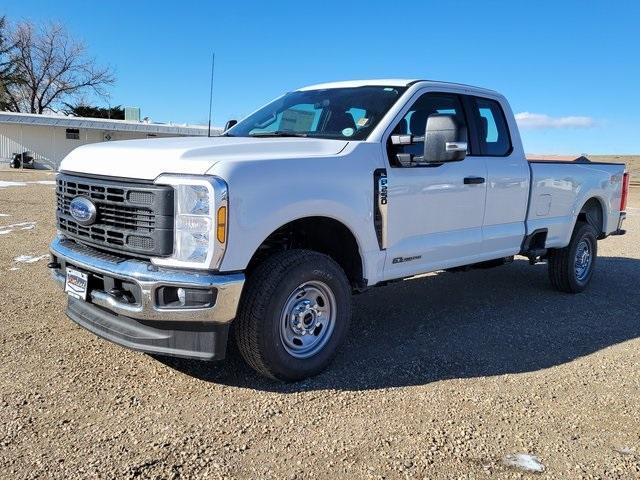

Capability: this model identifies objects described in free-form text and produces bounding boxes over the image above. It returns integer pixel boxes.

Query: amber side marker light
[216,206,227,243]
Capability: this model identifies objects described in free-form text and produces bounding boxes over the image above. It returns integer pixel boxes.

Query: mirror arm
[396,153,427,167]
[390,134,425,146]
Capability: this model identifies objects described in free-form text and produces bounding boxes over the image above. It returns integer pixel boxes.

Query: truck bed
[526,159,626,248]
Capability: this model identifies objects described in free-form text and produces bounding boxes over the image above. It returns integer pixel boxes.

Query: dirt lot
[1,167,639,479]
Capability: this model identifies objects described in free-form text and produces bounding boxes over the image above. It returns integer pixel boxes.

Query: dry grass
[589,155,640,184]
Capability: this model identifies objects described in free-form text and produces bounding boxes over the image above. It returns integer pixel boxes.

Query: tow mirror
[391,114,467,166]
[423,114,467,163]
[224,119,238,131]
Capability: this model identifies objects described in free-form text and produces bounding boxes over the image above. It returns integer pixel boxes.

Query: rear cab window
[468,97,512,156]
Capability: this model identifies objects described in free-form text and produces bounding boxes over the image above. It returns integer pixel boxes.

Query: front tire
[235,250,351,381]
[548,221,597,293]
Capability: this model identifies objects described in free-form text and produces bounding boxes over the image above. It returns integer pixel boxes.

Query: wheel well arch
[246,216,366,290]
[576,197,605,237]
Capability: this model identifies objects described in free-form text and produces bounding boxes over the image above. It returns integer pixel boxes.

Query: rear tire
[235,250,351,381]
[548,221,597,293]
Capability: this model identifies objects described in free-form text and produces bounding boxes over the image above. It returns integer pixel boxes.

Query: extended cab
[49,80,629,381]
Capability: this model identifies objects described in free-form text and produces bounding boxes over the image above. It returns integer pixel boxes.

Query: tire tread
[235,250,347,380]
[548,221,596,293]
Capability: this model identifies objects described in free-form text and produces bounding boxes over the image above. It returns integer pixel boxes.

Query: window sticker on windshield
[342,128,355,137]
[281,109,315,132]
[357,117,369,127]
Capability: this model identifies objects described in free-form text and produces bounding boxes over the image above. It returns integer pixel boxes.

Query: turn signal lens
[216,206,227,243]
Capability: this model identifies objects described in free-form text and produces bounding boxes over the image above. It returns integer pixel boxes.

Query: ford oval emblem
[69,197,97,226]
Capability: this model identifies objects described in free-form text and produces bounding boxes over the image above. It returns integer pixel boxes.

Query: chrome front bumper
[49,236,245,324]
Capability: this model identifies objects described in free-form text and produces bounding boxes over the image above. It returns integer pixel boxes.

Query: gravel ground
[1,167,639,479]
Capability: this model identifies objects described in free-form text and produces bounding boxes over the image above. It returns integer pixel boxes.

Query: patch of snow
[8,267,20,271]
[5,222,35,227]
[614,446,636,456]
[0,179,56,188]
[502,453,545,473]
[0,213,10,217]
[0,180,27,188]
[13,254,48,264]
[0,221,37,235]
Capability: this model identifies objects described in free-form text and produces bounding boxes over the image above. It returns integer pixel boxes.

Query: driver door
[382,92,488,280]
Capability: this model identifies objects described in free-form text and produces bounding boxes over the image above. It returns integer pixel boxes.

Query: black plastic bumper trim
[66,297,228,361]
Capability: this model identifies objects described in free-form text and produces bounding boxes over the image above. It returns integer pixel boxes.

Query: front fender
[207,144,385,283]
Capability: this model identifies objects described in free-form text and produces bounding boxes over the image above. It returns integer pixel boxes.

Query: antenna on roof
[207,52,215,138]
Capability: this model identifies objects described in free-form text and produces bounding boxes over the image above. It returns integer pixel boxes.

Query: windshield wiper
[249,131,308,138]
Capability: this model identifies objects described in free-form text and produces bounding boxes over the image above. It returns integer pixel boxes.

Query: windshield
[226,86,407,140]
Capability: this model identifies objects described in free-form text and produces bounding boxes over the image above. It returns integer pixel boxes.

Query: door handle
[464,176,485,185]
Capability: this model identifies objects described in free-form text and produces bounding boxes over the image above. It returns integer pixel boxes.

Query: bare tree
[0,16,13,74]
[0,16,19,110]
[4,21,114,113]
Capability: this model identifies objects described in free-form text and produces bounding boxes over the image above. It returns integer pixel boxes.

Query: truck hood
[59,136,350,180]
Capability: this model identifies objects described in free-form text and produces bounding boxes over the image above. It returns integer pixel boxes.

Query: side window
[388,92,467,165]
[470,97,512,156]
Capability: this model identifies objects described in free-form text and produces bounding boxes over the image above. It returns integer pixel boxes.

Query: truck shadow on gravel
[158,256,640,392]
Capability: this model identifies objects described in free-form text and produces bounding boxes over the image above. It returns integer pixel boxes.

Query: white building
[0,111,220,169]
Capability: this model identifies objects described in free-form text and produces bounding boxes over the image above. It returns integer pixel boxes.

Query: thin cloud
[515,112,595,129]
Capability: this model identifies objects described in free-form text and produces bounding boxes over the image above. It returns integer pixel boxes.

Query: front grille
[127,235,154,250]
[56,173,174,258]
[57,237,127,263]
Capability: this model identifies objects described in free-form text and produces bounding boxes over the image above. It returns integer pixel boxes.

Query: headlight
[152,175,228,270]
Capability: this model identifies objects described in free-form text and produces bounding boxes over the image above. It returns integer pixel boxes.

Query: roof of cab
[297,79,500,96]
[298,79,417,90]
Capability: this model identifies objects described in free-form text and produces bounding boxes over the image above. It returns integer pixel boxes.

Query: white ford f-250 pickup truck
[49,79,629,381]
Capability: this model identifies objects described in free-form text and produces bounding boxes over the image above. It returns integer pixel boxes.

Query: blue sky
[2,0,639,154]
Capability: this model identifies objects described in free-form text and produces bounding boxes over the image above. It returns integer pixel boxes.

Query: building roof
[0,111,219,136]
